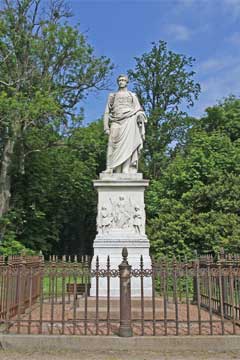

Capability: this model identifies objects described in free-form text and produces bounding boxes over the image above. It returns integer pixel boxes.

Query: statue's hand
[137,113,145,125]
[104,129,110,135]
[137,112,147,124]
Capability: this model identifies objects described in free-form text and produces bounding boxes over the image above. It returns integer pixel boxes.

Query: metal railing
[0,249,239,336]
[0,255,42,325]
[197,252,240,328]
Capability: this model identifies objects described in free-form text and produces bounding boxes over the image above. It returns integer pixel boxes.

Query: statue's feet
[122,166,137,174]
[102,168,113,174]
[129,165,137,174]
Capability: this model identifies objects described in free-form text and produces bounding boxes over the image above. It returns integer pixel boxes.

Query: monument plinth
[90,173,152,296]
[90,74,152,296]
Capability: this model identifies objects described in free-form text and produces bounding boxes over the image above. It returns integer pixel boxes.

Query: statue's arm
[103,93,114,134]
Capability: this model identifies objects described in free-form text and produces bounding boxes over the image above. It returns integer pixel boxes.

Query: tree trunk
[0,137,15,218]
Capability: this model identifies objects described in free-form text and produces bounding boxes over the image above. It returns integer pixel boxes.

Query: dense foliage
[3,97,240,257]
[147,97,240,258]
[4,120,106,254]
[0,0,112,219]
[0,0,112,253]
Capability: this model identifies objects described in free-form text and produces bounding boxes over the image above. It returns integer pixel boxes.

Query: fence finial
[220,248,225,260]
[122,247,128,262]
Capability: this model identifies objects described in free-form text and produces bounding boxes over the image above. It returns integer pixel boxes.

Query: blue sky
[68,0,240,124]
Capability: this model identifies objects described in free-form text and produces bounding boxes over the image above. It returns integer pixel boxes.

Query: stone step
[72,296,175,320]
[72,310,175,320]
[76,296,167,307]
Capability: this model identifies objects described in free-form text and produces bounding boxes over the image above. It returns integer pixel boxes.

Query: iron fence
[197,253,240,328]
[0,249,239,336]
[0,255,42,325]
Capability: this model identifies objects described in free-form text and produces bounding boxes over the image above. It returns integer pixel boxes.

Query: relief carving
[97,206,113,234]
[111,195,131,228]
[97,195,144,234]
[133,205,143,234]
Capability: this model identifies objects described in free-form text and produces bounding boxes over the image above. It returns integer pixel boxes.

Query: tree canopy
[128,41,200,178]
[0,0,113,219]
[147,97,240,258]
[0,0,113,249]
[7,120,106,254]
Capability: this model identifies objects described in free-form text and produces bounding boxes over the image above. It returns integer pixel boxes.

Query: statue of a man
[103,74,147,174]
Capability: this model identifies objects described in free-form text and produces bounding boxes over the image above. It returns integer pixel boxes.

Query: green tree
[128,41,200,177]
[147,98,240,258]
[7,119,106,254]
[0,0,113,222]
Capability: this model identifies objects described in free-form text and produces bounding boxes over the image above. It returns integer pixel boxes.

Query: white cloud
[223,0,240,7]
[227,32,240,45]
[176,0,195,6]
[222,0,240,19]
[190,60,240,117]
[165,24,191,41]
[201,67,240,95]
[199,59,226,72]
[198,55,239,73]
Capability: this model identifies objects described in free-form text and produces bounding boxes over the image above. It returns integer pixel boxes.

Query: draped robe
[104,90,147,171]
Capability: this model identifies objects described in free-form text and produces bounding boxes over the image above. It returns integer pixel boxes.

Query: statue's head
[117,74,128,88]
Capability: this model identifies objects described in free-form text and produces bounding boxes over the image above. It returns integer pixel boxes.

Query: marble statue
[103,74,147,174]
[91,77,152,296]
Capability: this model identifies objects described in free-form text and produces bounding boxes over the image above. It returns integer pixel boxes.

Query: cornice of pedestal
[94,172,149,188]
[99,173,144,180]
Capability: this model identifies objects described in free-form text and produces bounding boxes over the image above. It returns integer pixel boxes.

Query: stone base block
[90,241,152,297]
[91,173,152,297]
[90,274,152,297]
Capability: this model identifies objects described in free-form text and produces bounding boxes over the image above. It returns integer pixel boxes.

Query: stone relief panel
[97,195,145,234]
[97,205,113,234]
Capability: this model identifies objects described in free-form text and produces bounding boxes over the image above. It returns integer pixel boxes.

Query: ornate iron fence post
[220,249,228,316]
[119,247,132,337]
[192,253,199,305]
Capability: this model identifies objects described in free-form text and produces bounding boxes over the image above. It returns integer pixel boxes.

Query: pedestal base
[91,234,152,296]
[91,173,152,297]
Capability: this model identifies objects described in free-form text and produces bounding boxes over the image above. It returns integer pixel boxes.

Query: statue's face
[118,77,128,89]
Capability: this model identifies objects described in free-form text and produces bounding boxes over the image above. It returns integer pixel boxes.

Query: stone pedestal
[90,173,152,297]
